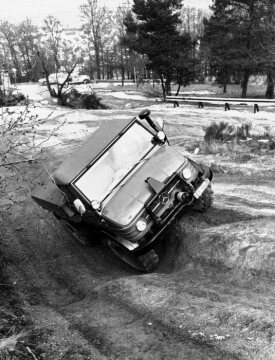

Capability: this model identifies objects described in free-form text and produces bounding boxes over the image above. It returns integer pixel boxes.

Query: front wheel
[60,220,99,246]
[108,240,159,272]
[192,185,214,212]
[83,79,89,84]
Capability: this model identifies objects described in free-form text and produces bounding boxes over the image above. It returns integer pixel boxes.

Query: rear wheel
[108,240,159,272]
[83,79,89,84]
[192,185,214,212]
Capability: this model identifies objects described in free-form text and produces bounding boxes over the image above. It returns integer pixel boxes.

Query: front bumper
[145,173,194,226]
[108,167,212,253]
[134,174,211,254]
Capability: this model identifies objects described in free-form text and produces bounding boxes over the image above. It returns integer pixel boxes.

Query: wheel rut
[56,293,240,360]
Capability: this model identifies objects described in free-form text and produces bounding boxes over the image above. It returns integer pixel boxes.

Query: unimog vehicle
[32,109,213,272]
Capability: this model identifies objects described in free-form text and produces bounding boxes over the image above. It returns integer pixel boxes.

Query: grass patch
[0,252,46,359]
[169,83,268,98]
[198,121,275,158]
[138,82,163,97]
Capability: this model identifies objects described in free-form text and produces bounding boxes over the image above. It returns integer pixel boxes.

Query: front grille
[147,175,190,223]
[105,210,152,243]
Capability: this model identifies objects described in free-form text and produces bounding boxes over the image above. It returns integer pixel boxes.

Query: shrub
[59,88,107,109]
[204,121,235,143]
[235,123,252,140]
[202,121,275,155]
[0,89,27,107]
[139,83,163,98]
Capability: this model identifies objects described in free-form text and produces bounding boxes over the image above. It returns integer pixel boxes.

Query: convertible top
[54,117,136,185]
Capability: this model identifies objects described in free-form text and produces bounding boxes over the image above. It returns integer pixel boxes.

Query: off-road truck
[32,109,213,272]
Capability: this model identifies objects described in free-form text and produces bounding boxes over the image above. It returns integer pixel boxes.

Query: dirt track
[1,85,275,359]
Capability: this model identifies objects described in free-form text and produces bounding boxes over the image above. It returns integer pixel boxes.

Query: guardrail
[166,95,275,113]
[92,79,135,83]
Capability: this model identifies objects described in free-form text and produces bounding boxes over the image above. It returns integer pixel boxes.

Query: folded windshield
[74,122,154,202]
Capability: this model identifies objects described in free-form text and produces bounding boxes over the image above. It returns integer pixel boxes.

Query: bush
[202,121,275,154]
[0,89,27,106]
[204,121,235,143]
[139,83,163,98]
[235,123,252,140]
[59,88,107,109]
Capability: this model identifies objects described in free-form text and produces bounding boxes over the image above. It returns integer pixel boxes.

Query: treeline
[203,0,275,98]
[0,1,207,92]
[1,0,274,98]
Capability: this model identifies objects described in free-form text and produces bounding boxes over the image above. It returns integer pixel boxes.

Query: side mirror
[139,109,169,145]
[138,109,164,132]
[155,117,164,131]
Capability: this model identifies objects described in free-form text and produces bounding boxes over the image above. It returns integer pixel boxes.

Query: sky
[0,0,212,27]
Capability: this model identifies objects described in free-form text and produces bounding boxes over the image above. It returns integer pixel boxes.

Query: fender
[31,180,74,219]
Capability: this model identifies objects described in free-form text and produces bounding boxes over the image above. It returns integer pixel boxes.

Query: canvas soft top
[53,117,136,185]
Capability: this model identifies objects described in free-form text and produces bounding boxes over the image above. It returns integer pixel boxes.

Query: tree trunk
[95,46,101,80]
[241,70,250,98]
[160,74,166,98]
[265,69,274,99]
[113,44,118,80]
[120,46,125,86]
[175,84,181,96]
[165,74,171,96]
[223,83,227,94]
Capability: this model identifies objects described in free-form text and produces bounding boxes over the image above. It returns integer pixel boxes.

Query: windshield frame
[71,119,157,205]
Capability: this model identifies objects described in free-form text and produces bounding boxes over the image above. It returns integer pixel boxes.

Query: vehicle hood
[101,146,187,226]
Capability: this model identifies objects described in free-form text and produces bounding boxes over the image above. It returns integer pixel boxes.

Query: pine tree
[124,0,194,97]
[203,0,275,98]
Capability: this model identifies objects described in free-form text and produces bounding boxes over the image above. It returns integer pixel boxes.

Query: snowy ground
[2,82,275,360]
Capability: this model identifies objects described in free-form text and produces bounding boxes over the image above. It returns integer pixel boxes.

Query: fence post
[198,101,204,108]
[225,103,230,111]
[254,104,259,113]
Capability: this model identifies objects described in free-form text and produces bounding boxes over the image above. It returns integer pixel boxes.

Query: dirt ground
[1,83,275,359]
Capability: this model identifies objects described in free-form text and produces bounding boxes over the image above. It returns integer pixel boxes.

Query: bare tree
[0,21,22,81]
[17,19,41,82]
[180,6,210,39]
[80,0,112,80]
[36,16,81,98]
[114,4,147,85]
[0,104,65,207]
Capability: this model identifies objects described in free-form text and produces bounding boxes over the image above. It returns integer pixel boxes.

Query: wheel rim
[108,241,148,272]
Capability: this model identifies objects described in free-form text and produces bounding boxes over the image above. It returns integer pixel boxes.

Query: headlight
[156,131,165,141]
[182,167,192,180]
[91,200,101,210]
[136,219,147,232]
[73,199,86,215]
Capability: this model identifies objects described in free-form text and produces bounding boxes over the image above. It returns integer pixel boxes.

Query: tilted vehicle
[32,110,213,272]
